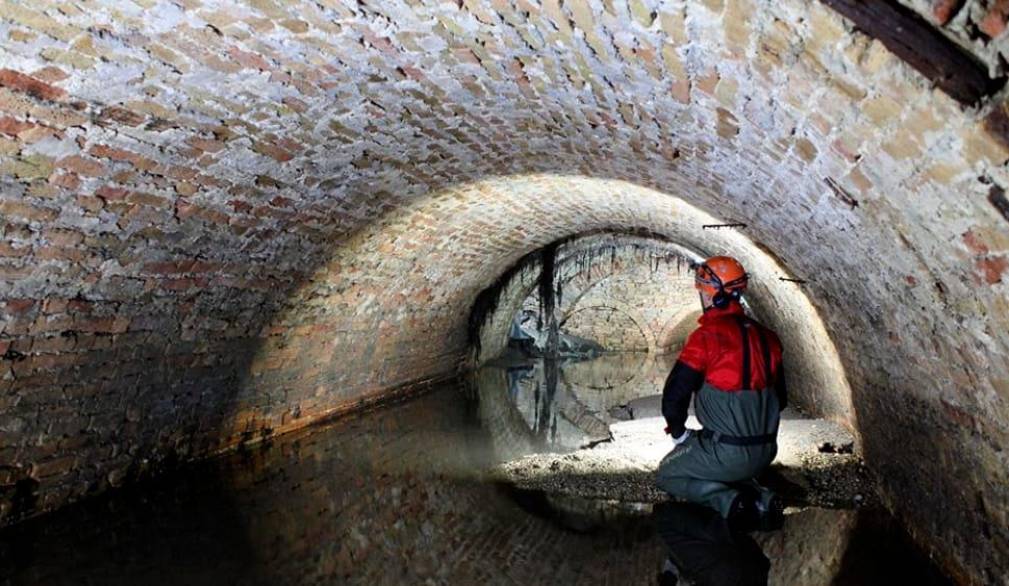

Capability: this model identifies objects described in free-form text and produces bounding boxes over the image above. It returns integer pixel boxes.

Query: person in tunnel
[656,256,787,531]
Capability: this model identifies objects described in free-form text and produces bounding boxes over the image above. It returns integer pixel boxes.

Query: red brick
[253,141,294,162]
[126,191,172,209]
[399,65,425,81]
[174,182,198,197]
[228,216,257,231]
[962,229,989,254]
[229,199,253,213]
[161,277,196,290]
[165,165,198,181]
[31,456,76,479]
[0,69,67,102]
[49,171,81,190]
[42,298,69,313]
[270,195,295,208]
[176,201,229,224]
[112,170,136,184]
[980,0,1009,38]
[186,136,226,153]
[24,353,81,372]
[0,115,36,136]
[31,335,75,354]
[5,299,35,315]
[201,208,230,224]
[89,144,145,164]
[56,155,105,177]
[67,298,92,312]
[0,200,58,222]
[978,255,1009,284]
[197,262,225,275]
[97,106,145,127]
[32,66,69,84]
[0,242,30,258]
[670,80,691,104]
[95,185,129,201]
[72,315,129,334]
[362,29,396,54]
[282,96,307,112]
[76,194,104,212]
[228,46,272,71]
[932,0,963,25]
[43,228,84,247]
[0,264,33,285]
[175,199,197,220]
[252,205,294,220]
[696,71,720,95]
[36,246,85,262]
[31,313,74,334]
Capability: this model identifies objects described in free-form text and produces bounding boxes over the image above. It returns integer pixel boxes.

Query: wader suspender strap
[755,324,772,388]
[736,317,751,390]
[735,316,773,390]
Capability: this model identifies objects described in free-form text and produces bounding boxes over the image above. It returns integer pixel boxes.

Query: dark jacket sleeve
[662,360,705,437]
[775,363,788,412]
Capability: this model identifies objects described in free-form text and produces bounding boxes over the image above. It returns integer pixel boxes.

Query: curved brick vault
[1,0,1009,581]
[264,176,849,422]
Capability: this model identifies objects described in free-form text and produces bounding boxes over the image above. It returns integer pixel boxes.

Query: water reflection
[476,353,674,458]
[0,360,952,586]
[655,501,770,586]
[0,387,662,586]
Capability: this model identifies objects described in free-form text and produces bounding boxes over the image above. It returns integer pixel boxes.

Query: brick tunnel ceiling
[1,0,1009,582]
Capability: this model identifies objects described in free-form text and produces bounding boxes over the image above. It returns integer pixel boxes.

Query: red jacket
[678,301,783,391]
[662,300,787,437]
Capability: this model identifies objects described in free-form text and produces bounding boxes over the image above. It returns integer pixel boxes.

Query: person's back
[681,303,786,441]
[656,256,787,532]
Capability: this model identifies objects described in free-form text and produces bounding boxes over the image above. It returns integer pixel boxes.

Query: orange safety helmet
[695,256,748,308]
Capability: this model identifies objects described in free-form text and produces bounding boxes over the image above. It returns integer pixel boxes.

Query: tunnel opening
[467,229,699,364]
[1,0,1008,581]
[461,220,865,482]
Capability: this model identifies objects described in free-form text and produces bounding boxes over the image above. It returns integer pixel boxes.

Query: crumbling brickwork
[902,0,1009,69]
[1,1,1008,582]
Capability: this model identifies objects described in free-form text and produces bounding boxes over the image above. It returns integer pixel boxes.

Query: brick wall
[555,236,697,353]
[0,0,1007,581]
[506,234,699,353]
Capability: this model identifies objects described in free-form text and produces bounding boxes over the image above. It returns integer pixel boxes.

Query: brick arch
[474,233,697,364]
[251,175,852,436]
[560,300,655,353]
[0,0,1007,578]
[551,241,698,354]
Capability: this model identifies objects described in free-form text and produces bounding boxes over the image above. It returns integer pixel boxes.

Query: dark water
[0,357,951,585]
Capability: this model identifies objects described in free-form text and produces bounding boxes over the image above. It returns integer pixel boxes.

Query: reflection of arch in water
[560,350,648,392]
[559,353,673,414]
[471,367,540,462]
[471,364,612,460]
